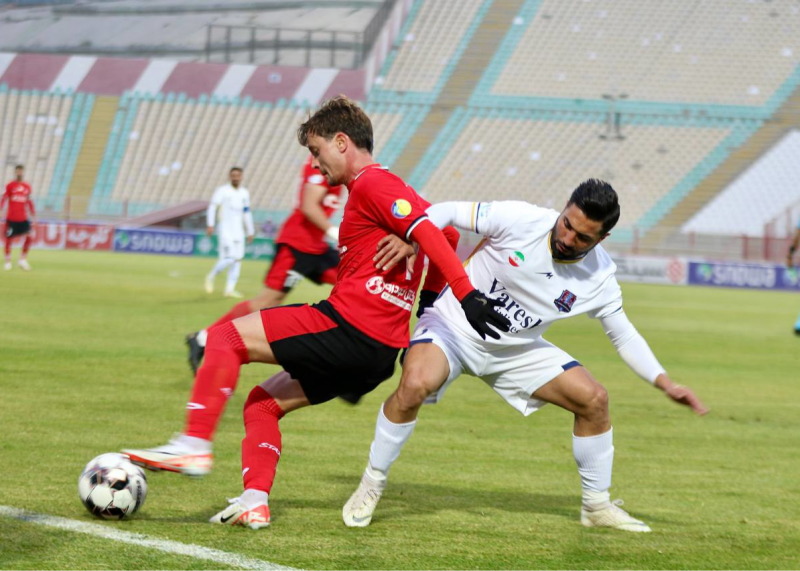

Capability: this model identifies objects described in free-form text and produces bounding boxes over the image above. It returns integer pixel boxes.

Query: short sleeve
[588,275,624,319]
[358,172,429,238]
[304,163,327,188]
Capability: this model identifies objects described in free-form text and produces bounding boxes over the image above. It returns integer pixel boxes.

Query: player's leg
[210,371,311,529]
[794,308,800,335]
[18,222,32,270]
[343,340,452,527]
[532,366,650,532]
[206,238,235,293]
[3,224,13,270]
[124,312,279,474]
[224,241,245,297]
[186,286,288,374]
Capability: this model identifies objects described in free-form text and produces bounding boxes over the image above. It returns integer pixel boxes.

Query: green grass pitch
[1,250,799,570]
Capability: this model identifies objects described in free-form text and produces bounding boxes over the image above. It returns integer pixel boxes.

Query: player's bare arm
[300,182,337,238]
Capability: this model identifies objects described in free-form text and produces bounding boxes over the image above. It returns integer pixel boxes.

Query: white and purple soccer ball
[78,453,147,520]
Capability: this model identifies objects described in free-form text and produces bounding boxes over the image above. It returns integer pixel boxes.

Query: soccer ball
[78,453,148,520]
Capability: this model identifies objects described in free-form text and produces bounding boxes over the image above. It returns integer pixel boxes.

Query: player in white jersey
[205,167,255,297]
[343,180,709,532]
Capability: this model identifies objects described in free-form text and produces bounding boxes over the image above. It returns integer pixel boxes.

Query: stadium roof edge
[52,0,384,16]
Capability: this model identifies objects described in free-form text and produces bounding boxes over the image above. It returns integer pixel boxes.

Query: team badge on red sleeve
[391,199,412,219]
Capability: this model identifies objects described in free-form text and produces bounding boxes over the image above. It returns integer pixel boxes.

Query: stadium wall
[0,53,366,103]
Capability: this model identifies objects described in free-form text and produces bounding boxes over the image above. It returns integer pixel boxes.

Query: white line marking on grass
[0,505,299,571]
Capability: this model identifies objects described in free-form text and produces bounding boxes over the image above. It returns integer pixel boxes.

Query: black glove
[460,290,511,340]
[416,289,439,318]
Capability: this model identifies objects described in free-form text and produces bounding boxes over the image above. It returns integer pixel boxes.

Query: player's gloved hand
[416,289,438,318]
[460,290,511,340]
[325,226,340,243]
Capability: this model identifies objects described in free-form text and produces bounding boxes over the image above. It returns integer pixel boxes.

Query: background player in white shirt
[205,167,255,297]
[344,180,709,532]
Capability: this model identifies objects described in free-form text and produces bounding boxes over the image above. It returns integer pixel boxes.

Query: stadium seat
[411,108,758,231]
[480,0,800,109]
[90,94,417,217]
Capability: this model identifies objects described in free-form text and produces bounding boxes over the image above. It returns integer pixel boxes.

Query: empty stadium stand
[89,95,427,217]
[473,0,800,112]
[0,86,92,213]
[409,108,761,234]
[372,0,489,98]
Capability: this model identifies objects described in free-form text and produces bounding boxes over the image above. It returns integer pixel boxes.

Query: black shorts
[260,300,399,405]
[264,244,339,292]
[5,220,31,239]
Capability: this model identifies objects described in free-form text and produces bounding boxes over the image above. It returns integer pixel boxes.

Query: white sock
[240,488,268,509]
[225,260,242,292]
[196,329,208,347]
[210,258,234,277]
[176,434,212,453]
[573,427,614,509]
[368,403,416,476]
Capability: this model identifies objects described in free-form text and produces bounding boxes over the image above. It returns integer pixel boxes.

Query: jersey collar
[352,163,387,182]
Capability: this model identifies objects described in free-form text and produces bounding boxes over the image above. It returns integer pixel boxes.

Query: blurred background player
[204,167,254,298]
[185,156,344,374]
[2,165,35,271]
[787,221,800,334]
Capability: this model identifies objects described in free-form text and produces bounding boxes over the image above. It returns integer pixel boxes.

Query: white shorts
[218,236,245,260]
[411,311,581,416]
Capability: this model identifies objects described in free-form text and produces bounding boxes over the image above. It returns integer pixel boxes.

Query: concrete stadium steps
[641,86,800,251]
[66,96,118,217]
[392,0,527,181]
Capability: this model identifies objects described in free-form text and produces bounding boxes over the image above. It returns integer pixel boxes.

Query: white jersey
[430,201,622,349]
[207,184,254,240]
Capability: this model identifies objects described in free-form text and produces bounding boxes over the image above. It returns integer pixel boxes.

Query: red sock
[242,386,284,494]
[4,237,11,258]
[208,300,252,330]
[184,322,250,441]
[21,234,31,258]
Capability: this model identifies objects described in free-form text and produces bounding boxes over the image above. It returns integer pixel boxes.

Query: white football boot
[17,259,31,271]
[122,434,212,477]
[581,499,651,532]
[223,289,243,298]
[204,274,214,294]
[342,468,386,527]
[3,261,11,271]
[210,497,270,529]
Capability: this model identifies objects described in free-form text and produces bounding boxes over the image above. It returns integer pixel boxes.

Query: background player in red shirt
[2,165,35,271]
[184,156,346,374]
[123,96,509,528]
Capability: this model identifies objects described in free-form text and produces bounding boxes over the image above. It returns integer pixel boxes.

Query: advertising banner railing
[688,261,800,291]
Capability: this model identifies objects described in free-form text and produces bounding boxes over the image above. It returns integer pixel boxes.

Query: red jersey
[328,165,430,348]
[2,181,35,222]
[276,158,344,254]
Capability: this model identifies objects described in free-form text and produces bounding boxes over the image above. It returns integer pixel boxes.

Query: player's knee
[395,368,435,411]
[244,386,285,421]
[584,384,609,419]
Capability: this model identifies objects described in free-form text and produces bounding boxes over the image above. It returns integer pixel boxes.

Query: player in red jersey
[2,165,36,271]
[123,97,510,528]
[185,157,346,374]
